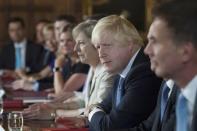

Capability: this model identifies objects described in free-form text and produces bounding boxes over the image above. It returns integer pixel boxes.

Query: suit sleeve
[89,63,162,131]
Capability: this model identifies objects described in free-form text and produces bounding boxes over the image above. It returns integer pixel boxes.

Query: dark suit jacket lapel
[124,48,150,90]
[151,82,165,131]
[162,86,177,122]
[160,86,178,130]
[151,83,178,131]
[25,41,31,66]
[191,91,197,131]
[9,43,15,69]
[131,48,149,68]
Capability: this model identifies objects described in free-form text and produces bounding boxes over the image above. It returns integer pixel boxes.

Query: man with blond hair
[86,15,162,131]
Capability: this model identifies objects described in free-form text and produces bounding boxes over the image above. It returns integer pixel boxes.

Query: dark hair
[62,24,73,33]
[36,19,50,25]
[85,14,108,21]
[8,17,25,28]
[54,14,76,24]
[152,0,197,47]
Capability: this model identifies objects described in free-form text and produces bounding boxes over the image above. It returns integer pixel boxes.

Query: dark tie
[176,93,188,131]
[116,76,125,107]
[160,83,170,121]
[15,47,22,69]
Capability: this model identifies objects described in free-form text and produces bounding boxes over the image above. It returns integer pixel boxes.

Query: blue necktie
[160,83,170,121]
[116,76,124,107]
[15,47,22,69]
[176,93,188,131]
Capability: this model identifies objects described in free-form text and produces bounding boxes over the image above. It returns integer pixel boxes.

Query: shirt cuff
[32,81,39,91]
[88,108,104,121]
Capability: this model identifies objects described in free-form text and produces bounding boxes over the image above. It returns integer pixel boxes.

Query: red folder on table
[3,99,23,108]
[9,90,52,103]
[42,128,88,131]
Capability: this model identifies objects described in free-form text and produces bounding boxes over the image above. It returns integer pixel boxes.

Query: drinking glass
[0,98,3,115]
[8,111,23,131]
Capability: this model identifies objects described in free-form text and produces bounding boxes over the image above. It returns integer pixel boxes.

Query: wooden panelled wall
[0,0,85,46]
[0,0,154,46]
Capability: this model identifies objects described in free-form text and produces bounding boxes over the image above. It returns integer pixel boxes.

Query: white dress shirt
[166,79,174,98]
[181,75,197,129]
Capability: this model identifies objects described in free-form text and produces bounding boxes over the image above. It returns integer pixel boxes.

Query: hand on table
[11,79,35,91]
[23,103,55,120]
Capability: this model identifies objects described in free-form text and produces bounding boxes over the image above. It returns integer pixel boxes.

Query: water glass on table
[8,111,23,131]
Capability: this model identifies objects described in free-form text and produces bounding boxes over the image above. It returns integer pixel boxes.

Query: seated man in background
[11,24,57,91]
[34,19,50,45]
[0,17,44,79]
[54,14,76,44]
[85,15,162,131]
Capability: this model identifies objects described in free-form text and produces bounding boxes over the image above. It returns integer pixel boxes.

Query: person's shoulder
[1,42,14,51]
[27,40,44,49]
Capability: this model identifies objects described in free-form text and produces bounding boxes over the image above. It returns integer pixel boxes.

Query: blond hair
[92,15,143,47]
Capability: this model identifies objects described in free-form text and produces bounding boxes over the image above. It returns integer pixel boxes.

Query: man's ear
[180,42,195,63]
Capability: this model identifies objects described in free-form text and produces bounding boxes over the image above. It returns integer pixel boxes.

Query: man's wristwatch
[50,111,57,119]
[53,67,63,72]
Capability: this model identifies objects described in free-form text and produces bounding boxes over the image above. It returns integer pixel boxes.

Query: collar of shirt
[182,74,197,109]
[14,39,27,48]
[119,48,140,78]
[181,74,197,127]
[166,79,174,97]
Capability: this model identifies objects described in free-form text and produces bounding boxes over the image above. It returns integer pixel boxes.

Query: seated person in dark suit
[10,24,57,91]
[144,1,197,131]
[0,17,44,79]
[115,80,179,131]
[85,15,162,131]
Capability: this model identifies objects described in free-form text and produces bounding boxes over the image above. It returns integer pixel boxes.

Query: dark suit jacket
[0,40,44,73]
[115,82,178,131]
[89,49,162,131]
[191,92,197,131]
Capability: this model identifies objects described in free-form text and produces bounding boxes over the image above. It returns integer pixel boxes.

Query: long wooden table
[1,93,87,131]
[0,77,87,131]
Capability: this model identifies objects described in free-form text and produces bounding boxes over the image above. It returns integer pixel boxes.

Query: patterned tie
[15,47,22,69]
[160,83,170,121]
[116,76,125,107]
[176,93,189,131]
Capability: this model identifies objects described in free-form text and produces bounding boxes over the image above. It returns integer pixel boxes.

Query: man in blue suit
[86,15,162,131]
